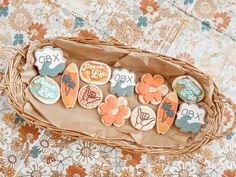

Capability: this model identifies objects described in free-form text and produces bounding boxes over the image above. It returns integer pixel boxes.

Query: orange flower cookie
[98,94,131,127]
[135,73,169,105]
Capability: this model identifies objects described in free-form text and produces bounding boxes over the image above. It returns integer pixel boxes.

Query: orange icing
[98,95,131,127]
[81,62,109,82]
[61,71,79,96]
[156,92,178,134]
[136,73,167,104]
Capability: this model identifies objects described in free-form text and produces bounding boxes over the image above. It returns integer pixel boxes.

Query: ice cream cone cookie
[130,105,156,131]
[156,92,178,134]
[135,73,169,105]
[80,61,111,85]
[98,94,131,127]
[78,84,103,109]
[61,63,79,108]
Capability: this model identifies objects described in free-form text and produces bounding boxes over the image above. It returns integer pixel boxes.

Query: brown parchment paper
[20,38,214,148]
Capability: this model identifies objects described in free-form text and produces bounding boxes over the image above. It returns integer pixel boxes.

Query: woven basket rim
[1,37,236,155]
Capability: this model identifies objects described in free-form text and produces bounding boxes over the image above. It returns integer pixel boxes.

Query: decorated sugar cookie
[156,92,178,135]
[61,63,79,108]
[80,61,111,85]
[130,105,156,131]
[175,103,206,133]
[78,84,103,109]
[110,69,136,97]
[98,94,131,127]
[29,76,60,104]
[34,46,66,77]
[135,73,169,105]
[172,75,204,103]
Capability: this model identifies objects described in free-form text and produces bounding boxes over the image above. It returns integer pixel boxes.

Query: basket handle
[0,47,26,57]
[0,47,26,94]
[215,93,236,138]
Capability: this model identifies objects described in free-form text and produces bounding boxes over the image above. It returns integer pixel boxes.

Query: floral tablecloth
[0,0,236,176]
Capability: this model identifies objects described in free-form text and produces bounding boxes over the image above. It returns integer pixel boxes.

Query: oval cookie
[29,76,60,104]
[78,84,103,109]
[80,61,111,85]
[98,94,131,127]
[61,63,79,108]
[172,75,205,103]
[175,103,206,134]
[34,46,66,77]
[156,92,178,134]
[130,105,156,131]
[135,73,169,105]
[110,68,136,97]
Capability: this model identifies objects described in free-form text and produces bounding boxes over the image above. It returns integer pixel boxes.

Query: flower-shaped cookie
[98,94,131,127]
[135,73,169,105]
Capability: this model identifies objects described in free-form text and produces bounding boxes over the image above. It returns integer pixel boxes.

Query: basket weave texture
[1,37,236,155]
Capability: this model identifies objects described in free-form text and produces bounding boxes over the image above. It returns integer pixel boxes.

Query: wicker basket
[1,37,236,155]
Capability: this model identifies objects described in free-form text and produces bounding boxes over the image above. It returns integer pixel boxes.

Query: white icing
[34,46,66,70]
[110,69,136,88]
[177,103,206,124]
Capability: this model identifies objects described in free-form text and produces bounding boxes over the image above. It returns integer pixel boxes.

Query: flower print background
[0,0,236,176]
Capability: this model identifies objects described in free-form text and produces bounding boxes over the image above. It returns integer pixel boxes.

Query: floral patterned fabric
[0,0,236,176]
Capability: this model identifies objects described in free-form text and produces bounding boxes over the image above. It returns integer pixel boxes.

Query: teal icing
[178,88,198,102]
[110,80,134,97]
[29,77,59,102]
[175,115,202,134]
[177,78,202,102]
[39,61,65,77]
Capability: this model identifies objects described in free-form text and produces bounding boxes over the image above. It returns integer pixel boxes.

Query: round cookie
[78,84,103,109]
[130,105,156,131]
[172,75,205,103]
[29,75,60,105]
[98,94,131,127]
[79,61,111,85]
